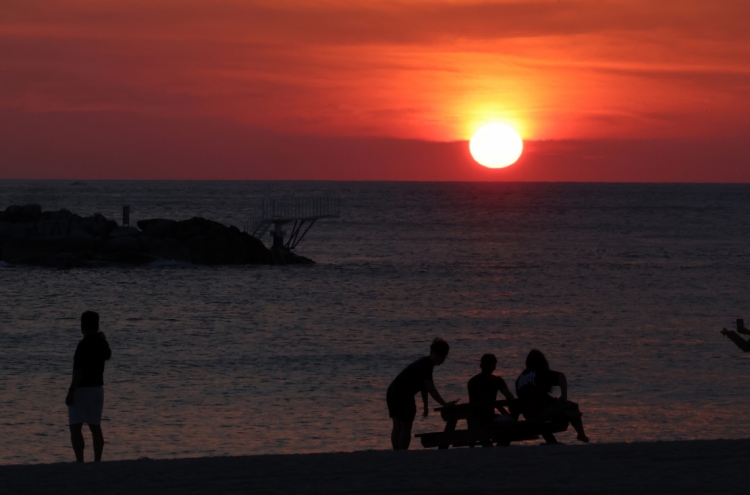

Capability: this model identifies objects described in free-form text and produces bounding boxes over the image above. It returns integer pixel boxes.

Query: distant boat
[70,181,87,186]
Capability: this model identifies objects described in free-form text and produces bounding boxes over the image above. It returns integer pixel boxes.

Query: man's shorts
[386,387,417,423]
[68,386,104,425]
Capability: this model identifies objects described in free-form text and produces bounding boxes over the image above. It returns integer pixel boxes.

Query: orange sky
[1,0,749,180]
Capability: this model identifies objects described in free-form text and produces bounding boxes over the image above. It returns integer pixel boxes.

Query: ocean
[1,181,750,464]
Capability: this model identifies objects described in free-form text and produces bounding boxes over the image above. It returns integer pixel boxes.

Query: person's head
[429,337,450,365]
[81,311,100,336]
[480,353,497,374]
[525,349,549,372]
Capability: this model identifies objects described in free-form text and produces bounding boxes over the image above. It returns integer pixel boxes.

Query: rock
[4,205,41,223]
[80,214,114,238]
[62,231,95,250]
[7,223,33,238]
[21,204,42,222]
[1,237,94,266]
[104,235,140,253]
[147,237,192,263]
[109,226,140,238]
[0,205,306,267]
[137,219,177,238]
[0,222,31,239]
[68,222,89,235]
[94,251,157,265]
[271,247,314,265]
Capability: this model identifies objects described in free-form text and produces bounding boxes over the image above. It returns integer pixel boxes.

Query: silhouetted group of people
[387,338,589,450]
[64,313,589,461]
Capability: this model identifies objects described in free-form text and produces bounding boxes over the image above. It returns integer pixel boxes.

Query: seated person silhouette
[515,349,589,444]
[721,319,750,352]
[467,354,515,430]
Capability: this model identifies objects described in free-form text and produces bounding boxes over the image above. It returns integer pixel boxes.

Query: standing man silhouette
[65,311,112,462]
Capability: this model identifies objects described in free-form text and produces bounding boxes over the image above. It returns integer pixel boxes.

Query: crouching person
[515,349,589,444]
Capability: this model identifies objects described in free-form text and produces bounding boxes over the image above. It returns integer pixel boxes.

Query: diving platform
[246,195,340,251]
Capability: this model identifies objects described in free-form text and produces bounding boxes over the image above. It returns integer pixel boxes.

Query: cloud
[4,1,750,44]
[0,1,749,179]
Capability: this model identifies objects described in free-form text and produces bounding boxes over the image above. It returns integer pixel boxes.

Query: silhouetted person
[386,338,458,450]
[515,349,589,444]
[721,319,750,352]
[467,354,514,427]
[65,311,112,462]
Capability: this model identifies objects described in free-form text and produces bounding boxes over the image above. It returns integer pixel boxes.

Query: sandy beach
[2,438,747,494]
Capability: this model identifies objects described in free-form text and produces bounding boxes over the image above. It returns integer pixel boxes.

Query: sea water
[1,181,750,464]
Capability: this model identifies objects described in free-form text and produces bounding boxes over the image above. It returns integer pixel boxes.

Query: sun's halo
[469,124,523,168]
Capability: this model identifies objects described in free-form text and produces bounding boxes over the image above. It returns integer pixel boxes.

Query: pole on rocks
[123,205,130,227]
[272,222,285,250]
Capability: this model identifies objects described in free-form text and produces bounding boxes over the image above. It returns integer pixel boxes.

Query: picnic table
[415,399,569,449]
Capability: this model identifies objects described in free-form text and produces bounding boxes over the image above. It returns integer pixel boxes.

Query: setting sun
[469,124,524,169]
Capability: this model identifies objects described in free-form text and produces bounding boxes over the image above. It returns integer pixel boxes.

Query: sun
[469,123,523,168]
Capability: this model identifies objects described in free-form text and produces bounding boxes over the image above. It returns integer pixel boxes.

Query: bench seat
[414,400,570,449]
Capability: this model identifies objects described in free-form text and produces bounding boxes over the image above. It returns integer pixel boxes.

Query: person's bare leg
[391,419,402,450]
[391,419,413,450]
[399,421,413,450]
[569,416,589,442]
[89,424,104,462]
[69,424,84,462]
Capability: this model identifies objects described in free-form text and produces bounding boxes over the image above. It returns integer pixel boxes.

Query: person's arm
[558,372,568,402]
[498,378,514,401]
[424,379,458,407]
[421,389,429,417]
[100,332,112,360]
[65,369,83,406]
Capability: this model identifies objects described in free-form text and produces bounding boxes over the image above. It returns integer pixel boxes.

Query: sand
[1,439,746,494]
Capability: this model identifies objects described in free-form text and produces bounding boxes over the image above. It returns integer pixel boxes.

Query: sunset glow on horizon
[1,1,749,180]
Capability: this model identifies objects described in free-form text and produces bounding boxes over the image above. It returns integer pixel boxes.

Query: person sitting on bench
[515,349,589,444]
[386,338,458,450]
[467,353,515,428]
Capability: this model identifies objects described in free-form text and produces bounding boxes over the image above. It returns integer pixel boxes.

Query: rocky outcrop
[0,205,313,267]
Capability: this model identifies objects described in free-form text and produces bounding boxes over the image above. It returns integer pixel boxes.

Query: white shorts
[68,386,104,425]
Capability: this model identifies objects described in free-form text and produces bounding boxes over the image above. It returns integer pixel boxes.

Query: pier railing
[246,195,341,239]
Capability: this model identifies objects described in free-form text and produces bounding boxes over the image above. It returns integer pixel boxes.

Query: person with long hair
[515,349,589,443]
[386,338,458,450]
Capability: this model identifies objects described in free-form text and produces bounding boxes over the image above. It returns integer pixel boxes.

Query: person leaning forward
[386,338,458,450]
[65,311,112,462]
